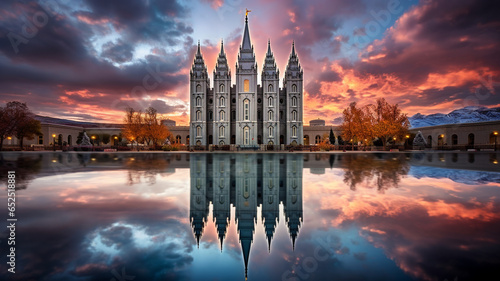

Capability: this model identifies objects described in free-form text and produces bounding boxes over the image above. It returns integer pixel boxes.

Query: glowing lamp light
[405,135,410,139]
[52,134,56,138]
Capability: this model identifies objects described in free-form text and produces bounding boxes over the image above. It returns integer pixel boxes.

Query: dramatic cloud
[0,0,499,125]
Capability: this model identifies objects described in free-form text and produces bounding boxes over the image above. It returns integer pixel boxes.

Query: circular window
[280,99,284,104]
[258,98,262,104]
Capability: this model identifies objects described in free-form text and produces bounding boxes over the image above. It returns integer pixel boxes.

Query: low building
[409,120,500,149]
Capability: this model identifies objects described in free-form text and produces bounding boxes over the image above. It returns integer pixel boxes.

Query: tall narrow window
[196,126,202,137]
[268,110,273,121]
[196,96,201,107]
[196,84,201,92]
[220,110,225,121]
[244,126,250,145]
[219,84,224,92]
[292,96,297,107]
[219,96,225,107]
[292,126,297,137]
[244,79,250,92]
[196,110,201,121]
[244,99,249,121]
[292,84,297,92]
[219,126,225,137]
[292,110,297,121]
[268,96,274,107]
[268,84,273,92]
[269,126,273,137]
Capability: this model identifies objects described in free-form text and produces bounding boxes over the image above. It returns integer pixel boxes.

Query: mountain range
[409,106,500,128]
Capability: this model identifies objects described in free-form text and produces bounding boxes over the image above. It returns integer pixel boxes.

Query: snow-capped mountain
[409,106,500,128]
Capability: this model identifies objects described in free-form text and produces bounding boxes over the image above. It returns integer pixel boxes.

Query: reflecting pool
[1,152,500,281]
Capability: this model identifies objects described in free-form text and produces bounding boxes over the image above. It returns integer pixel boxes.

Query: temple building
[189,13,304,147]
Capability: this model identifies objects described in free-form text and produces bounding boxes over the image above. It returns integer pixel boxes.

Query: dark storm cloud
[355,0,500,85]
[0,0,192,120]
[101,40,134,63]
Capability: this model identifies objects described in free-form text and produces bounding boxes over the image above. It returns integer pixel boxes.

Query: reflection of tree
[124,155,170,185]
[0,154,42,190]
[342,154,409,192]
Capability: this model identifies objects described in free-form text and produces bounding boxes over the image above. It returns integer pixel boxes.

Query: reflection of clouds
[310,169,500,281]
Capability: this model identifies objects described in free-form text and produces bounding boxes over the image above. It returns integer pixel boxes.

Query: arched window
[292,96,297,107]
[315,135,321,144]
[176,135,181,143]
[243,99,250,121]
[196,126,202,137]
[268,110,273,121]
[269,126,273,137]
[427,135,432,146]
[292,126,297,137]
[244,79,249,92]
[196,96,201,107]
[268,84,273,92]
[437,134,444,146]
[219,126,225,137]
[220,110,225,121]
[468,133,475,145]
[209,111,213,120]
[196,84,201,92]
[219,96,225,107]
[219,84,224,92]
[268,96,274,107]
[292,84,297,92]
[38,134,43,145]
[244,126,250,145]
[67,135,72,146]
[292,110,297,121]
[452,134,458,145]
[196,110,201,121]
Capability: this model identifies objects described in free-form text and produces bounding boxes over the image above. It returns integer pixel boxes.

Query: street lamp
[91,135,96,151]
[440,134,444,150]
[113,136,118,146]
[405,135,410,150]
[52,134,56,151]
[494,131,498,151]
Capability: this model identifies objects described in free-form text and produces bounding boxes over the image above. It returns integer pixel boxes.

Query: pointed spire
[291,40,296,56]
[220,39,224,55]
[241,12,252,50]
[197,40,201,55]
[268,236,272,253]
[267,39,272,56]
[241,239,251,281]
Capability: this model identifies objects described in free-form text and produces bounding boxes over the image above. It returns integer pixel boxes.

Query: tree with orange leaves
[341,98,409,148]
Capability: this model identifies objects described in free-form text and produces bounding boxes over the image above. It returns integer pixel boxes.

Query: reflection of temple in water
[190,154,303,279]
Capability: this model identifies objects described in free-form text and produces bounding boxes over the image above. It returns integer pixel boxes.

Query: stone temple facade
[189,14,304,147]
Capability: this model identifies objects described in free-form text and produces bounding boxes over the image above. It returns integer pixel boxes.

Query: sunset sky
[0,0,499,125]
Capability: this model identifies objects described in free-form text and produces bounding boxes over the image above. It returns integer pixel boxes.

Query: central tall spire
[241,13,252,51]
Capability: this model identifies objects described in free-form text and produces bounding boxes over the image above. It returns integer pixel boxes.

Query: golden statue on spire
[245,8,251,17]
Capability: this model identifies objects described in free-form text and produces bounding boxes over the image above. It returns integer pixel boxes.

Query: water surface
[0,152,499,281]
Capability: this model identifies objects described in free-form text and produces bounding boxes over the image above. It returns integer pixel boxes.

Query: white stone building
[189,14,303,147]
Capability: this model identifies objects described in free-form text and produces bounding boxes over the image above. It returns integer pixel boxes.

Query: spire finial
[291,40,296,56]
[267,39,272,56]
[197,40,201,55]
[220,39,224,55]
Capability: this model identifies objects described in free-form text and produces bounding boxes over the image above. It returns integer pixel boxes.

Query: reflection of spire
[190,155,209,249]
[285,155,303,251]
